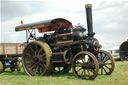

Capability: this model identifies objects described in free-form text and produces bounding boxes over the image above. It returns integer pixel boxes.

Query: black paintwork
[15,4,101,64]
[15,19,51,31]
[86,6,95,37]
[15,18,72,32]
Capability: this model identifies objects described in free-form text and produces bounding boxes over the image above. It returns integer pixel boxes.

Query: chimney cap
[85,4,92,8]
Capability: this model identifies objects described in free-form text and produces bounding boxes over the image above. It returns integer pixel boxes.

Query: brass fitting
[85,4,92,8]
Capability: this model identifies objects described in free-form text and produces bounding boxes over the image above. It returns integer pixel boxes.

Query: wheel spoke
[104,65,111,70]
[75,63,81,67]
[81,70,84,76]
[29,62,35,67]
[102,54,106,61]
[100,53,103,60]
[103,67,107,74]
[90,64,95,69]
[104,57,110,62]
[35,65,38,72]
[25,53,32,57]
[38,48,43,55]
[101,68,103,75]
[39,66,43,74]
[39,63,46,69]
[29,46,34,53]
[41,53,46,57]
[90,68,94,74]
[34,48,38,56]
[25,58,33,64]
[76,67,82,72]
[32,64,37,71]
[34,45,39,55]
[58,67,61,72]
[87,69,91,76]
[105,63,112,65]
[83,69,86,75]
[99,53,102,61]
[40,56,46,63]
[37,65,42,74]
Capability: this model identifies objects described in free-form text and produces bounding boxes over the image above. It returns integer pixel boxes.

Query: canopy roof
[15,18,72,33]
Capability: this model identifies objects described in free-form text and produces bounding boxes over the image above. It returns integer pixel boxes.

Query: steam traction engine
[15,4,115,80]
[119,40,128,60]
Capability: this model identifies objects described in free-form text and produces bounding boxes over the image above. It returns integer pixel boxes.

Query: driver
[55,23,71,34]
[73,23,87,40]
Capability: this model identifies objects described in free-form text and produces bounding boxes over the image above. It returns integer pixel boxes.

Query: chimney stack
[85,4,95,37]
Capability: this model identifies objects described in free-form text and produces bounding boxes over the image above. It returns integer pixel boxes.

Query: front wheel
[96,50,115,75]
[72,51,99,80]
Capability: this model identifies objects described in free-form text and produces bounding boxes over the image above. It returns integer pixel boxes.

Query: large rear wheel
[22,41,52,76]
[72,51,99,80]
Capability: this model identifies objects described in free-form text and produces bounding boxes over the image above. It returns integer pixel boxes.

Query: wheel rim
[97,50,115,75]
[72,51,99,80]
[23,41,52,76]
[17,62,21,71]
[0,61,3,72]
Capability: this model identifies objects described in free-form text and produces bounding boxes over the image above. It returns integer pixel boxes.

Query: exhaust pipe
[85,4,95,37]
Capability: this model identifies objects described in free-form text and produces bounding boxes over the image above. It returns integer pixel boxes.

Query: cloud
[0,23,1,43]
[1,20,26,43]
[1,0,128,49]
[1,0,32,21]
[93,1,128,49]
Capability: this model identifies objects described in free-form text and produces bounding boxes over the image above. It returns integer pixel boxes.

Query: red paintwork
[38,19,72,33]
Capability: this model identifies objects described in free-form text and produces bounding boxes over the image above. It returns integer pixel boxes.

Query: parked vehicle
[0,43,24,72]
[15,4,115,80]
[119,40,128,60]
[107,46,121,61]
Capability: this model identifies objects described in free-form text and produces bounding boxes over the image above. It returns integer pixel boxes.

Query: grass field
[0,61,128,85]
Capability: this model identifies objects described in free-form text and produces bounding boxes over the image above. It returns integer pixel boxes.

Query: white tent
[106,46,119,51]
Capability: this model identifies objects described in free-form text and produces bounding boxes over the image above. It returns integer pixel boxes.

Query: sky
[0,0,128,49]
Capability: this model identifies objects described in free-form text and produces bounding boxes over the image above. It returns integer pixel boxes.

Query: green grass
[0,61,128,85]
